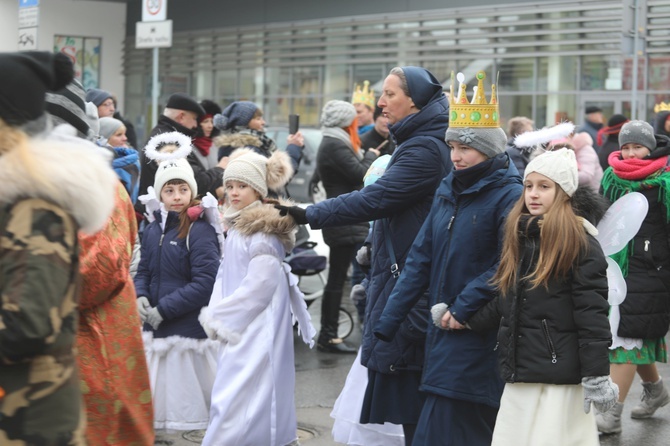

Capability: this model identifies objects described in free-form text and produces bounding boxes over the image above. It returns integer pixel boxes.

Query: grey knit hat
[85,88,113,107]
[320,100,357,128]
[445,127,507,158]
[214,101,258,131]
[99,117,124,144]
[619,120,656,151]
[223,148,294,198]
[524,148,579,197]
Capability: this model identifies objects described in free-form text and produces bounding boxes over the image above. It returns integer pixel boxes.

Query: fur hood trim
[232,199,297,252]
[213,133,261,150]
[0,136,117,233]
[572,185,609,226]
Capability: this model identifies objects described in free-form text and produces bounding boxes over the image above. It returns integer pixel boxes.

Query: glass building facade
[123,0,670,142]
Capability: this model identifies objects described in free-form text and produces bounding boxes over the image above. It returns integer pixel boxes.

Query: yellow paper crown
[655,102,670,113]
[352,80,376,110]
[449,71,499,128]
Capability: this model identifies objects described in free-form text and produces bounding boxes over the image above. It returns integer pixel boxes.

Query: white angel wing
[595,192,648,350]
[138,186,161,223]
[201,192,225,255]
[596,192,648,256]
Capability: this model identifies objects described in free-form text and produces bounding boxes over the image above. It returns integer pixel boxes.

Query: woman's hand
[441,310,465,330]
[287,131,304,147]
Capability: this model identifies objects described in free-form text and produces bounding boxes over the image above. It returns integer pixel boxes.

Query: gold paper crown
[351,80,376,110]
[655,102,670,113]
[449,71,499,128]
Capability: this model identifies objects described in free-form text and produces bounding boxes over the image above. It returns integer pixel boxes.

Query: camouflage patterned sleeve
[0,199,79,364]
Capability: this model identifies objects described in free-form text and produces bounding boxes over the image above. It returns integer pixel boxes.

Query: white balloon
[596,192,648,256]
[606,257,627,306]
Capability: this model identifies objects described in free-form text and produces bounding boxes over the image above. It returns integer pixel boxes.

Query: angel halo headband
[144,131,193,162]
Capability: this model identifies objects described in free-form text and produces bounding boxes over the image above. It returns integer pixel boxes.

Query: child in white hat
[199,148,316,446]
[134,132,222,432]
[469,148,617,446]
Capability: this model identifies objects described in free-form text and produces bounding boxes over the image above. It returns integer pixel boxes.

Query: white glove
[356,245,371,267]
[582,376,619,414]
[146,307,164,330]
[137,296,151,323]
[350,283,367,303]
[431,303,449,329]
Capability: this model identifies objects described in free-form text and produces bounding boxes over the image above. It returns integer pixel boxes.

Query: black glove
[274,204,309,225]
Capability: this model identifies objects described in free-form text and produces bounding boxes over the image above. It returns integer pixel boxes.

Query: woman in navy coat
[276,66,451,444]
[374,74,523,445]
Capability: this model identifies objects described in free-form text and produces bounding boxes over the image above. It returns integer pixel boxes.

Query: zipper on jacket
[493,316,504,351]
[645,240,650,252]
[541,319,557,364]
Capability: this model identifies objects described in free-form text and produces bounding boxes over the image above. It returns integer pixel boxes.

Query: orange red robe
[77,183,154,445]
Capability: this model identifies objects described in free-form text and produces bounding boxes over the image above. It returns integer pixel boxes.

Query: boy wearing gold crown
[374,72,522,445]
[352,80,376,135]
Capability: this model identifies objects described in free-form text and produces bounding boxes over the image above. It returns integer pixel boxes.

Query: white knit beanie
[320,100,357,128]
[223,148,294,198]
[154,158,198,198]
[524,148,578,197]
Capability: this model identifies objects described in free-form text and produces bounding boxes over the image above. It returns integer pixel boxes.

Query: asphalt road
[156,287,670,445]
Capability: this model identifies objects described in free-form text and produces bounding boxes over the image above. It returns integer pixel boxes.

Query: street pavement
[155,289,670,446]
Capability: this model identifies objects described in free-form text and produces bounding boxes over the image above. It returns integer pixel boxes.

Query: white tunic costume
[199,202,315,446]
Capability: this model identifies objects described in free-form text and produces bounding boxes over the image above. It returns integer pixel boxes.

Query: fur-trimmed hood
[572,185,609,226]
[571,132,594,151]
[231,200,297,252]
[213,132,261,150]
[0,134,117,234]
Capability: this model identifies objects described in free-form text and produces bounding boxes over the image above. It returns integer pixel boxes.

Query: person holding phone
[315,100,379,353]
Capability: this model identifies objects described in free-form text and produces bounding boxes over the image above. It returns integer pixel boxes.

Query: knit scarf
[249,129,278,155]
[601,152,670,276]
[193,135,212,157]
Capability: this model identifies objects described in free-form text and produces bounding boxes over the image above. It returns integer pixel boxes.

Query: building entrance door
[579,95,632,126]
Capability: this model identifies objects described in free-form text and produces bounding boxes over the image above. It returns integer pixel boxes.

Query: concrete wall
[1,0,127,111]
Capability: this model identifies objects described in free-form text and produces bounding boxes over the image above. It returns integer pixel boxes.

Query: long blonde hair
[492,186,587,294]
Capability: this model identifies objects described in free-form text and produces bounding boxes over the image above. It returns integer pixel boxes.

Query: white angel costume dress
[137,188,225,430]
[199,201,315,446]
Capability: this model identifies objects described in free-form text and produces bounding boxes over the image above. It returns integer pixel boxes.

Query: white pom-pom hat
[223,148,293,198]
[144,131,198,197]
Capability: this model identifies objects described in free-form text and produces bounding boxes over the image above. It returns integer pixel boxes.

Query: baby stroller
[286,225,354,340]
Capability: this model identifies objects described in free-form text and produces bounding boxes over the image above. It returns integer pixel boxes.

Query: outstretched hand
[274,204,309,225]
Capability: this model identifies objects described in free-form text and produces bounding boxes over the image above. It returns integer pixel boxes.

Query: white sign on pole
[142,0,167,22]
[18,27,37,50]
[136,20,173,49]
[18,6,38,27]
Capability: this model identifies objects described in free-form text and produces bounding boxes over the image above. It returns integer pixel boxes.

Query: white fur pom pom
[144,131,193,162]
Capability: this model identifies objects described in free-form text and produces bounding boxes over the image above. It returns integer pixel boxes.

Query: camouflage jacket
[0,198,86,445]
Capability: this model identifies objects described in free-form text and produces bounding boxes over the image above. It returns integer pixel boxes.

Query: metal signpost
[136,0,172,128]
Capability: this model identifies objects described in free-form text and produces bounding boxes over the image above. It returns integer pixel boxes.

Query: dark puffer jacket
[317,135,377,247]
[305,90,452,374]
[469,198,611,384]
[604,184,670,339]
[134,210,220,338]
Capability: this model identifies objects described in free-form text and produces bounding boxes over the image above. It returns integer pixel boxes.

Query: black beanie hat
[0,51,74,126]
[607,113,629,127]
[166,93,206,119]
[200,99,222,119]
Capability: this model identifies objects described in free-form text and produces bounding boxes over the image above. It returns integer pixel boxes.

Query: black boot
[317,290,356,354]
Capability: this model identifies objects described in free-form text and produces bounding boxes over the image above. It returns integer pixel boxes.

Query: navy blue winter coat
[306,91,452,373]
[375,155,522,407]
[134,210,220,339]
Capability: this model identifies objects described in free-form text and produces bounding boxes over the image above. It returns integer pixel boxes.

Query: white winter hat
[145,131,198,197]
[320,100,357,128]
[524,148,578,197]
[223,148,293,198]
